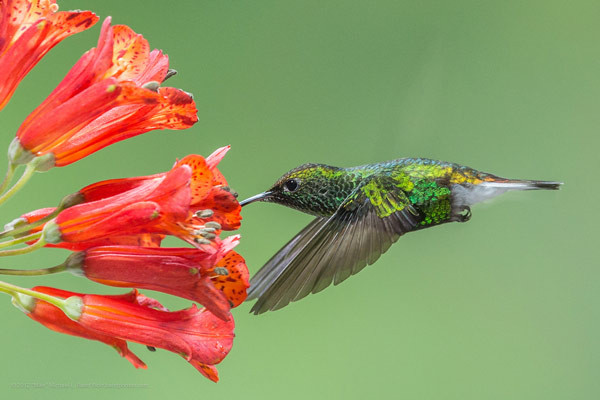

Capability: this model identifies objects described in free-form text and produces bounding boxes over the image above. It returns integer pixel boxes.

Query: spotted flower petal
[0,0,98,110]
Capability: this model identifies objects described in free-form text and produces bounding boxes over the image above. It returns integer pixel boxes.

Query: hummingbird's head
[240,163,349,216]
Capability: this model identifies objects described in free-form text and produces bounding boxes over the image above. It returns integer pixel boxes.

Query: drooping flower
[16,286,234,381]
[18,286,146,369]
[8,17,198,168]
[0,0,98,110]
[64,236,248,321]
[12,148,240,249]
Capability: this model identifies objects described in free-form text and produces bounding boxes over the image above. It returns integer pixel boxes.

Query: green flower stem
[0,263,66,276]
[0,162,35,207]
[0,232,42,250]
[0,280,68,310]
[0,161,16,195]
[0,209,59,240]
[0,235,46,257]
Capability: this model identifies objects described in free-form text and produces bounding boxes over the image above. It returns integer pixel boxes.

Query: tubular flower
[76,292,234,381]
[46,163,195,245]
[9,17,198,168]
[77,146,241,231]
[11,148,241,249]
[11,206,165,250]
[0,0,98,110]
[18,286,146,369]
[65,236,248,321]
[17,287,234,381]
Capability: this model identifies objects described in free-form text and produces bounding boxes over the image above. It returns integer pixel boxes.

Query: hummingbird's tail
[452,178,562,207]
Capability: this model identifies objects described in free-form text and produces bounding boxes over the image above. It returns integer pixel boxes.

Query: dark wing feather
[248,176,421,314]
[246,217,328,301]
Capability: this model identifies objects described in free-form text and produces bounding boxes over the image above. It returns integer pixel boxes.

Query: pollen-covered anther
[204,221,221,230]
[213,267,229,276]
[218,185,239,198]
[142,81,160,92]
[195,209,214,219]
[194,238,211,245]
[164,69,178,81]
[202,232,216,240]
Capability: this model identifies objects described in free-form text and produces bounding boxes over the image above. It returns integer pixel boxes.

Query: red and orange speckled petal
[210,167,228,187]
[152,87,198,129]
[175,155,213,203]
[199,149,230,186]
[1,0,51,46]
[43,11,98,46]
[211,250,249,307]
[106,25,149,82]
[134,49,170,84]
[196,188,241,230]
[26,0,57,22]
[189,361,219,382]
[205,146,229,170]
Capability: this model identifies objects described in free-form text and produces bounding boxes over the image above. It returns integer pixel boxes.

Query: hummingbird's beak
[240,192,271,207]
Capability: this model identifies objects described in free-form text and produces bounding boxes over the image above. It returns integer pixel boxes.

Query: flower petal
[27,286,147,369]
[210,250,249,307]
[105,24,150,83]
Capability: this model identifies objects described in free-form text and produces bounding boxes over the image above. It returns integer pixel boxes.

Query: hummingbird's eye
[283,178,299,192]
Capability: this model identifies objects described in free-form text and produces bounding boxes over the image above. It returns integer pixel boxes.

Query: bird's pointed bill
[240,192,271,207]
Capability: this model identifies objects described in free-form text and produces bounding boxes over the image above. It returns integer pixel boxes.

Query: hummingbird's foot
[453,206,472,223]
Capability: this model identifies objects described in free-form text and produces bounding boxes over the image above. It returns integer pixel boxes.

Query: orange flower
[14,148,239,249]
[9,17,198,168]
[20,287,234,381]
[0,0,98,110]
[66,236,249,321]
[76,291,234,381]
[23,286,146,369]
[48,163,194,244]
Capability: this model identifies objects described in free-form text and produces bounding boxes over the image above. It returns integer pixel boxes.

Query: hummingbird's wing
[248,176,421,314]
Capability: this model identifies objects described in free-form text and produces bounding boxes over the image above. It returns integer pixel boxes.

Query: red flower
[13,206,165,250]
[78,295,234,381]
[9,17,198,167]
[22,287,234,381]
[78,147,241,231]
[48,163,193,244]
[23,286,146,369]
[18,148,241,249]
[66,236,248,321]
[0,0,98,110]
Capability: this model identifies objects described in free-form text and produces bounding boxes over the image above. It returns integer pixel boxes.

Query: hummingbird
[241,158,561,314]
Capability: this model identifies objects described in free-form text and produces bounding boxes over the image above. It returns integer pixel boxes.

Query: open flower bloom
[19,286,146,369]
[65,236,249,321]
[77,146,242,231]
[20,148,241,249]
[0,0,98,110]
[9,17,198,167]
[16,287,233,381]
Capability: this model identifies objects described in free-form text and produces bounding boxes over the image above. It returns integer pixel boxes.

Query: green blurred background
[0,0,597,399]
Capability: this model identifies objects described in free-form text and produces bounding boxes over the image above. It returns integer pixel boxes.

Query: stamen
[204,221,221,230]
[195,209,214,218]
